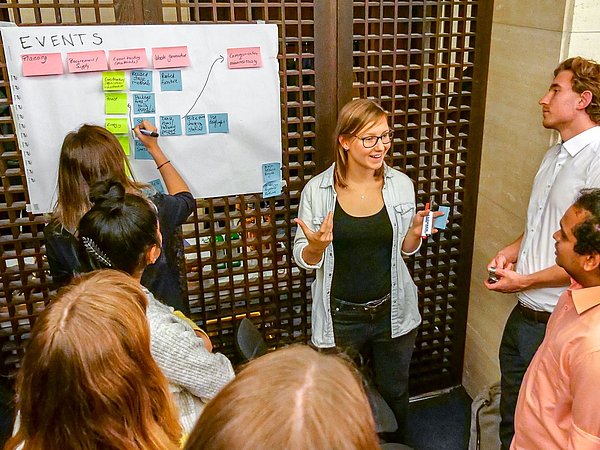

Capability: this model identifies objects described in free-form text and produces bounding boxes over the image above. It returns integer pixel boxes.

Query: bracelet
[156,160,171,170]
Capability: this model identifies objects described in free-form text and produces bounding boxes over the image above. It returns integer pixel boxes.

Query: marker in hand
[138,128,159,138]
[421,202,434,239]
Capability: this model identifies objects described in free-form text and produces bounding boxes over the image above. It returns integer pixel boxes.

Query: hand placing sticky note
[105,93,128,115]
[105,118,130,135]
[103,71,126,91]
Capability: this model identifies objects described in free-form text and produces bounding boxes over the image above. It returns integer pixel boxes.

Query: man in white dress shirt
[484,56,600,450]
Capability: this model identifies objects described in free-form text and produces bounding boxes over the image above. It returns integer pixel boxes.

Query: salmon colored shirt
[512,282,600,450]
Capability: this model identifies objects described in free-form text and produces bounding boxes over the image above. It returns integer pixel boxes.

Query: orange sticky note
[152,46,190,69]
[227,47,262,69]
[67,50,108,73]
[108,48,148,70]
[22,53,64,76]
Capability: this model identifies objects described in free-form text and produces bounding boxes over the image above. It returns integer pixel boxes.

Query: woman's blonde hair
[334,98,389,188]
[5,270,182,450]
[185,345,379,450]
[53,124,146,232]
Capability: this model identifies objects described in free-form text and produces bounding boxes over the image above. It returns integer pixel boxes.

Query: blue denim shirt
[293,164,421,348]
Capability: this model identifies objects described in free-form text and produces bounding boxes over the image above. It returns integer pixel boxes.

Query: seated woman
[184,345,381,450]
[5,270,182,450]
[77,180,235,434]
[44,121,194,313]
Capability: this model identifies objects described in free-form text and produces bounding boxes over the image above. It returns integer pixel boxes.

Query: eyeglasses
[353,130,394,148]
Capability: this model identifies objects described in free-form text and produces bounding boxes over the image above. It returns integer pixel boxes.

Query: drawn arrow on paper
[184,54,225,117]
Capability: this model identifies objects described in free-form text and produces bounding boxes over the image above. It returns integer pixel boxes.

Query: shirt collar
[568,280,600,314]
[561,126,600,157]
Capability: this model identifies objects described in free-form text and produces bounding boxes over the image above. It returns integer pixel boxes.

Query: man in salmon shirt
[512,188,600,449]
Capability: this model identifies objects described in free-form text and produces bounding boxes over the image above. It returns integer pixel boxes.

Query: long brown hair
[5,270,182,450]
[53,124,146,232]
[334,98,389,188]
[185,345,379,450]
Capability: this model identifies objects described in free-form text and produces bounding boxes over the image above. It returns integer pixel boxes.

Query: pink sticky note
[152,46,190,69]
[227,47,262,69]
[108,48,148,70]
[21,53,64,77]
[67,50,108,73]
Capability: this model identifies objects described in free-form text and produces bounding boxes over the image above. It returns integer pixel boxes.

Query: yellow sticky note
[105,93,128,115]
[105,118,129,134]
[102,71,126,91]
[117,135,130,156]
[124,159,132,178]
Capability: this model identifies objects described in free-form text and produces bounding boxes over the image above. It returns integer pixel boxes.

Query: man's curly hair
[555,57,600,123]
[572,189,600,256]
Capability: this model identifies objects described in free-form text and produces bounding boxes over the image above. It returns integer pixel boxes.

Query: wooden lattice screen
[0,0,491,396]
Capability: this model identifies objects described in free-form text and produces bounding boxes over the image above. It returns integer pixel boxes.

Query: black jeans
[331,295,417,444]
[498,305,547,450]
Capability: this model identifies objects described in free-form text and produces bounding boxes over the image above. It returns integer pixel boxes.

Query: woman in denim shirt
[294,99,436,444]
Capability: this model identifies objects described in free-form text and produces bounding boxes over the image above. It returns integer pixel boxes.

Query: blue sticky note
[263,180,282,199]
[133,93,156,115]
[130,70,153,92]
[185,114,207,135]
[160,70,183,91]
[160,115,182,136]
[262,162,281,183]
[134,140,153,160]
[433,205,451,230]
[208,113,229,133]
[149,178,165,194]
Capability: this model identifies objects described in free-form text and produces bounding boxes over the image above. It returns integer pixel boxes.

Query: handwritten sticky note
[133,93,156,114]
[117,135,131,156]
[105,93,128,115]
[134,140,153,160]
[160,115,182,136]
[208,113,229,133]
[263,180,282,199]
[109,48,148,70]
[22,53,64,76]
[262,162,281,183]
[67,50,107,73]
[130,70,153,92]
[227,47,262,69]
[160,70,182,91]
[105,118,130,135]
[103,71,126,91]
[149,178,165,194]
[185,114,207,135]
[433,205,451,230]
[134,116,156,128]
[152,46,190,69]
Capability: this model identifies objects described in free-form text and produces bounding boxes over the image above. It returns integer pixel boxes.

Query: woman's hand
[133,119,160,154]
[294,211,333,265]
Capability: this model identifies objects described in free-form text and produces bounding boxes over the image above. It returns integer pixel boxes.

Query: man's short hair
[572,188,600,256]
[555,57,600,123]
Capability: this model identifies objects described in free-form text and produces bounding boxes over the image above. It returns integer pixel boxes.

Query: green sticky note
[105,93,128,115]
[124,160,132,178]
[117,135,130,156]
[105,118,129,134]
[103,71,126,91]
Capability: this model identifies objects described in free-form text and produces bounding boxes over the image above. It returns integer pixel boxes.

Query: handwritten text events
[67,50,107,73]
[21,53,63,76]
[139,114,230,136]
[102,71,126,91]
[160,70,182,91]
[152,46,190,69]
[130,70,152,92]
[133,93,156,114]
[227,47,262,69]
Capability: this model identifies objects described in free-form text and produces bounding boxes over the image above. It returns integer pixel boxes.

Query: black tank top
[331,200,392,303]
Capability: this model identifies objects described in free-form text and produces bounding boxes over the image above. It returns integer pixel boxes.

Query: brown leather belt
[518,303,551,324]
